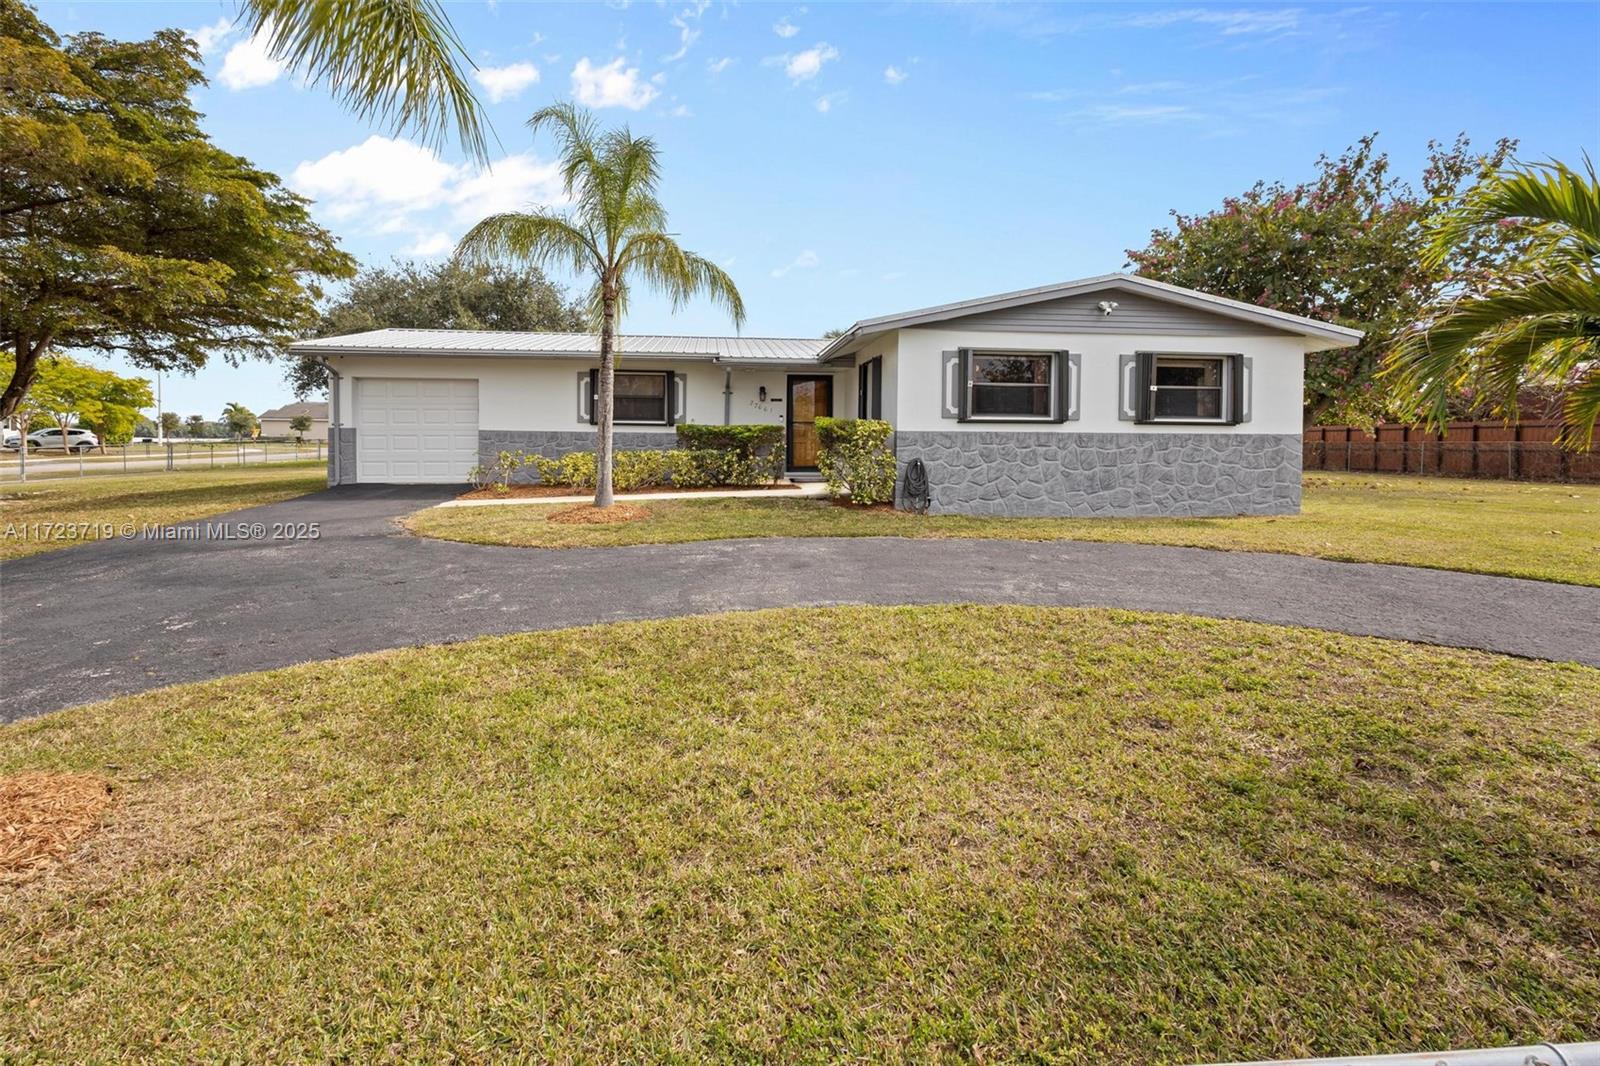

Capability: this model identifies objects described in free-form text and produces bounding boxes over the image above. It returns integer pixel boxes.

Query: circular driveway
[3,484,1597,723]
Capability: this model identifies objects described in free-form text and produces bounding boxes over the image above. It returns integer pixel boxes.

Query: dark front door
[786,375,833,472]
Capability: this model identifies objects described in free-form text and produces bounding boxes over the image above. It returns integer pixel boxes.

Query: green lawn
[3,606,1597,1062]
[0,462,327,561]
[408,472,1600,586]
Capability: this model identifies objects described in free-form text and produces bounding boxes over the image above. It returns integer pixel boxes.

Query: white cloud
[883,65,907,85]
[448,152,565,222]
[406,232,455,257]
[814,91,846,113]
[669,104,693,118]
[773,16,800,38]
[292,137,567,246]
[771,249,819,278]
[292,136,461,220]
[778,43,838,83]
[474,61,540,103]
[706,56,734,74]
[218,30,285,90]
[187,15,236,54]
[664,0,709,62]
[1123,8,1303,36]
[571,57,660,109]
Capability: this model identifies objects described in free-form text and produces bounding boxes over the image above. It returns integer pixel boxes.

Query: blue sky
[36,0,1600,422]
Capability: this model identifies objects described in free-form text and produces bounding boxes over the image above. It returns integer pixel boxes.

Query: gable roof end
[818,273,1364,359]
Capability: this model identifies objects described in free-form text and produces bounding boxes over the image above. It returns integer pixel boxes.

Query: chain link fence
[1,439,326,483]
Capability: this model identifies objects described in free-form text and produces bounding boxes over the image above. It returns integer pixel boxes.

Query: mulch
[1,771,115,883]
[546,503,654,525]
[458,483,803,501]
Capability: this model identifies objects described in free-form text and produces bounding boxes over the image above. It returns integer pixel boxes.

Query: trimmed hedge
[675,424,784,457]
[815,417,896,505]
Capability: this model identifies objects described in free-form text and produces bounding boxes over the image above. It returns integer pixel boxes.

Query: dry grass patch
[545,501,653,524]
[0,772,114,883]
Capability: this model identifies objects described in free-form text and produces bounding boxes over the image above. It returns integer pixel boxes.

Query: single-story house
[287,273,1362,517]
[259,401,330,440]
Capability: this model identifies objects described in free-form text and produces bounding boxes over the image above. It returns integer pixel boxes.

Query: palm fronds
[1387,157,1600,449]
[239,0,489,163]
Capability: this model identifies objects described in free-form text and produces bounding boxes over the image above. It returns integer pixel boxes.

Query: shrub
[675,423,783,456]
[491,450,526,489]
[612,450,669,492]
[676,423,785,483]
[664,448,727,488]
[815,417,896,505]
[532,451,598,488]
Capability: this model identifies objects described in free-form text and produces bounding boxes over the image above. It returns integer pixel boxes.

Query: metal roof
[289,328,829,362]
[290,275,1365,365]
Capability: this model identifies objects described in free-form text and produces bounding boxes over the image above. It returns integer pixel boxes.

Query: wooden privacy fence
[1304,421,1600,483]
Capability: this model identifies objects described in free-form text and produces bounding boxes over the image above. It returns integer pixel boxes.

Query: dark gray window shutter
[869,358,883,419]
[1236,355,1252,424]
[1117,354,1138,421]
[940,351,961,420]
[858,361,869,418]
[1051,351,1070,423]
[957,349,971,421]
[1135,352,1156,422]
[673,372,687,424]
[587,368,598,425]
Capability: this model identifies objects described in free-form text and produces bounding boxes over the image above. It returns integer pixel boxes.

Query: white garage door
[355,378,479,483]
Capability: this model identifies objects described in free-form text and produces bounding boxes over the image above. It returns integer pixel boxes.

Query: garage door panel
[355,377,479,484]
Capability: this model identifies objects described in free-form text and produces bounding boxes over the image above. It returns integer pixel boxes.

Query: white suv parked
[26,427,100,452]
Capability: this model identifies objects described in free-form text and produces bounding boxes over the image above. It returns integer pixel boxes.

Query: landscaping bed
[2,606,1596,1060]
[407,471,1600,586]
[456,481,802,500]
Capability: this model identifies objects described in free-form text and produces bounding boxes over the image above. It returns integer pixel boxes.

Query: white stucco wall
[890,327,1306,434]
[326,355,854,433]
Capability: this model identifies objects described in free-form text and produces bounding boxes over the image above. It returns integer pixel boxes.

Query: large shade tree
[1126,134,1519,424]
[455,103,745,508]
[1387,158,1600,449]
[289,259,586,396]
[0,1,354,421]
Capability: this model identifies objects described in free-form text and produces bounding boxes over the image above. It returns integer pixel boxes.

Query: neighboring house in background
[287,274,1361,517]
[259,401,329,440]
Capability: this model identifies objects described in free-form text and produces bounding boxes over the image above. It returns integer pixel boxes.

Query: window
[858,357,882,419]
[1145,358,1228,422]
[588,370,673,425]
[962,350,1064,421]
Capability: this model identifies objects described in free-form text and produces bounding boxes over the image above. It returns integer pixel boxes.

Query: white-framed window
[1139,353,1238,424]
[588,369,673,425]
[960,349,1066,422]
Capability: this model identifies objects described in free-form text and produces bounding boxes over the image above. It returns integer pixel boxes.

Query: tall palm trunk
[595,295,617,508]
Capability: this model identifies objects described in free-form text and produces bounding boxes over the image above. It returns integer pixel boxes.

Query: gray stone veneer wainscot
[329,427,357,486]
[478,429,677,483]
[894,431,1301,517]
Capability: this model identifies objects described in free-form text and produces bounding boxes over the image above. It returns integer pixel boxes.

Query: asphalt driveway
[3,484,1598,723]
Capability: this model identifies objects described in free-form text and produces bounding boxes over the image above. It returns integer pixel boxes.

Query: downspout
[722,367,732,425]
[318,356,342,485]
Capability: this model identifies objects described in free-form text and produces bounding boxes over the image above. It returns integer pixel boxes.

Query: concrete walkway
[3,484,1596,723]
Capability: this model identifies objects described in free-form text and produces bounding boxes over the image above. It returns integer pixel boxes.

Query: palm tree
[236,0,488,162]
[454,103,745,507]
[1386,157,1600,448]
